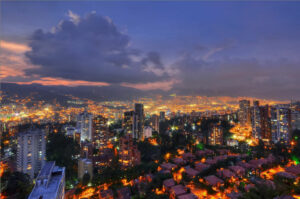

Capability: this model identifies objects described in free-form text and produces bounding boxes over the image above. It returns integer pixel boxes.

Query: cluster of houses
[158,148,300,199]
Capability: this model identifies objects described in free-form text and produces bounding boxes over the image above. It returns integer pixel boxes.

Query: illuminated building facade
[92,115,108,148]
[119,135,141,168]
[17,129,46,178]
[76,111,92,142]
[81,142,93,159]
[252,100,262,139]
[123,111,136,135]
[208,125,223,145]
[150,114,159,132]
[238,100,251,127]
[260,105,271,141]
[134,103,144,140]
[271,106,291,144]
[291,102,300,131]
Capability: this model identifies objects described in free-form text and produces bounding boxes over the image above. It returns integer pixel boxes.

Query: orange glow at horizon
[0,40,31,53]
[13,77,110,87]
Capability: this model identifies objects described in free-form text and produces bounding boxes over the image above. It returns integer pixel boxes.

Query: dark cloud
[171,52,300,100]
[25,12,168,84]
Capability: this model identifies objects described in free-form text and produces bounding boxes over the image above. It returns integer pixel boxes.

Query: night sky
[1,1,300,99]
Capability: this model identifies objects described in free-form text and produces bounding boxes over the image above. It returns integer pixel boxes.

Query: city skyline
[1,1,300,100]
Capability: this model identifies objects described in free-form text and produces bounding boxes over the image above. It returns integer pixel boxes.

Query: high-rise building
[119,135,141,168]
[238,100,251,126]
[291,102,300,131]
[142,126,152,139]
[208,125,223,145]
[28,161,65,199]
[150,114,159,132]
[123,111,136,135]
[260,105,271,141]
[92,115,108,149]
[159,111,165,122]
[66,126,76,139]
[252,100,262,139]
[271,106,291,144]
[81,142,93,159]
[76,111,92,142]
[17,129,46,178]
[78,158,93,180]
[134,104,144,140]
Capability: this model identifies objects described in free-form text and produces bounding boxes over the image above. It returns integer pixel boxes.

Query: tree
[240,184,277,199]
[138,140,160,162]
[46,132,80,182]
[82,173,91,186]
[1,171,33,199]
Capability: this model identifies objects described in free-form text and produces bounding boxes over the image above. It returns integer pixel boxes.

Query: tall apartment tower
[118,135,141,168]
[92,115,108,149]
[159,111,166,121]
[134,103,144,140]
[208,125,223,145]
[123,111,136,135]
[260,105,271,141]
[150,114,159,132]
[291,102,300,131]
[76,111,92,142]
[17,129,46,178]
[271,106,291,144]
[252,100,262,139]
[238,100,251,127]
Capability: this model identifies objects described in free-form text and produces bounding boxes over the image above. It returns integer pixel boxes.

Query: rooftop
[28,162,65,199]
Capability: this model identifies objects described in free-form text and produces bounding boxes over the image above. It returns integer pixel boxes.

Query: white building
[28,161,65,199]
[143,126,152,139]
[17,129,46,178]
[271,106,291,144]
[76,111,93,142]
[66,126,76,139]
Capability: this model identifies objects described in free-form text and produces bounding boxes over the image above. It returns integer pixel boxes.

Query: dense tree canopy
[46,132,80,182]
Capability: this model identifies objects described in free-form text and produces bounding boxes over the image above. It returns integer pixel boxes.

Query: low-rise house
[184,166,200,178]
[169,184,187,199]
[285,165,300,175]
[195,163,210,172]
[237,161,254,170]
[196,149,214,157]
[217,168,235,179]
[177,193,197,199]
[182,153,196,161]
[160,162,177,171]
[163,178,175,192]
[226,191,242,199]
[249,158,268,169]
[214,155,228,162]
[229,165,245,177]
[204,175,224,188]
[217,149,230,155]
[117,187,131,199]
[99,189,114,199]
[205,158,218,165]
[276,172,297,180]
[172,157,186,165]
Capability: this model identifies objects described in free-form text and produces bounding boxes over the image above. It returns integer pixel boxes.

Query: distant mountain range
[0,83,162,104]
